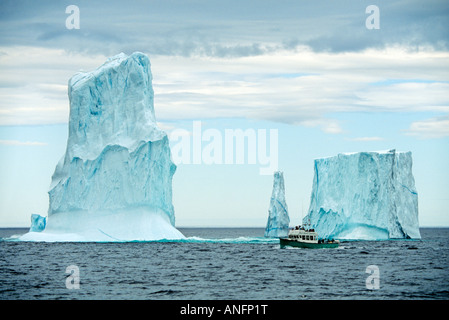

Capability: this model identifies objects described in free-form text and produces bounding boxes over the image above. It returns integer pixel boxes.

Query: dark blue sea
[1,228,448,301]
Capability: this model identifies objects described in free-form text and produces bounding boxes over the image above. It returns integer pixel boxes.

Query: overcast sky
[0,0,448,227]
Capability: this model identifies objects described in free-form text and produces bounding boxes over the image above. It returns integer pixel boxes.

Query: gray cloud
[0,0,447,57]
[406,114,449,139]
[1,0,448,138]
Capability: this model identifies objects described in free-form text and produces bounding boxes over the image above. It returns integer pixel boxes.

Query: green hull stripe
[280,238,339,249]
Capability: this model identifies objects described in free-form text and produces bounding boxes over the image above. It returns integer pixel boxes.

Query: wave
[1,234,279,244]
[138,236,279,244]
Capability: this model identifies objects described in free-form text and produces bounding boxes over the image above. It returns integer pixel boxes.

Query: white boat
[280,226,339,249]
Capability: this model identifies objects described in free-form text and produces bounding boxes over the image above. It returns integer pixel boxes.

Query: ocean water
[0,228,448,300]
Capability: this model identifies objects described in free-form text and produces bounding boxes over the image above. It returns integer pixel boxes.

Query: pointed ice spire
[264,171,290,238]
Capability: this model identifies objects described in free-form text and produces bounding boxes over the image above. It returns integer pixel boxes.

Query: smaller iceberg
[304,149,420,240]
[29,214,46,232]
[264,171,290,238]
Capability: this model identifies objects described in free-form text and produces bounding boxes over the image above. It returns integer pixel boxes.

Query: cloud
[347,137,384,142]
[150,49,449,129]
[0,139,47,146]
[355,81,449,112]
[406,115,449,139]
[0,0,448,57]
[0,1,448,137]
[1,46,449,139]
[297,119,344,135]
[0,47,107,125]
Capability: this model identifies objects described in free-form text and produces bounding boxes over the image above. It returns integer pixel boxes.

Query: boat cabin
[280,225,340,249]
[287,226,318,243]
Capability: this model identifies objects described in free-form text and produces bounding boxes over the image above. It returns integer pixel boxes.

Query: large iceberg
[303,150,420,240]
[264,171,290,238]
[20,52,184,241]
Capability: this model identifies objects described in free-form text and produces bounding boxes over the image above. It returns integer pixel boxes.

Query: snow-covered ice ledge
[20,208,184,242]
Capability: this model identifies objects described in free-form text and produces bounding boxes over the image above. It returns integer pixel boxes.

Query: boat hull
[280,238,339,249]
